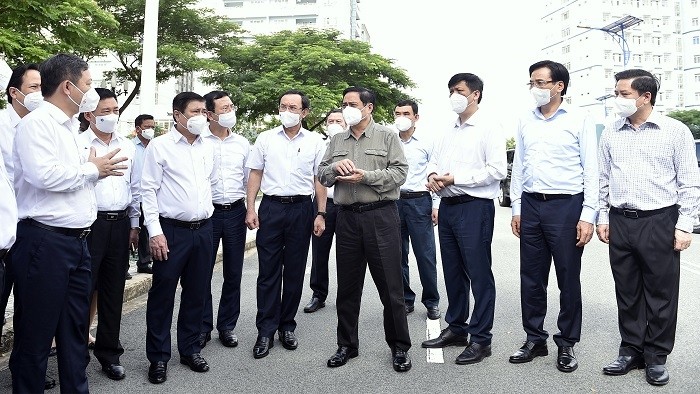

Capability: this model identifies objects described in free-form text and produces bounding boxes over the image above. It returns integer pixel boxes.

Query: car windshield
[696,142,700,164]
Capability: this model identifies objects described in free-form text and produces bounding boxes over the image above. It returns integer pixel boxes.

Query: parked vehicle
[498,149,515,207]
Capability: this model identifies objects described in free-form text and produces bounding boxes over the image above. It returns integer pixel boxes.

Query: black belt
[610,205,675,219]
[159,216,210,230]
[327,198,334,204]
[97,210,128,221]
[213,199,244,211]
[340,200,393,213]
[441,194,485,205]
[264,194,311,204]
[400,191,430,199]
[524,192,577,201]
[23,218,91,239]
[0,249,7,260]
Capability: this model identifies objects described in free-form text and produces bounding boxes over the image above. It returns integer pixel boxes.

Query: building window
[296,17,316,25]
[695,55,700,63]
[633,54,642,62]
[694,36,700,45]
[296,0,316,3]
[695,74,700,82]
[693,18,699,27]
[224,0,243,7]
[562,27,570,37]
[692,0,698,6]
[562,11,569,20]
[562,45,570,54]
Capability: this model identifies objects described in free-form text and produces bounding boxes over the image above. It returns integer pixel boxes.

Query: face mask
[68,81,100,113]
[216,111,237,129]
[15,90,44,112]
[279,111,300,128]
[530,86,554,107]
[342,105,366,127]
[394,116,413,132]
[141,128,155,140]
[450,93,471,113]
[326,123,345,137]
[93,113,119,134]
[186,114,208,135]
[614,96,642,118]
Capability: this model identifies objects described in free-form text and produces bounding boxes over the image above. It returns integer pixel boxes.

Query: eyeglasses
[218,104,237,113]
[527,80,555,89]
[279,104,302,113]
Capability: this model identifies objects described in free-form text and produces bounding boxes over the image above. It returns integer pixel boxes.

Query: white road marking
[426,318,444,363]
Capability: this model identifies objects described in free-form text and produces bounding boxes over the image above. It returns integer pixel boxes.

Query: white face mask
[216,111,237,129]
[326,123,345,137]
[177,113,208,135]
[141,128,155,140]
[93,113,119,134]
[450,93,471,114]
[530,86,554,107]
[16,90,44,112]
[394,116,413,132]
[342,105,366,127]
[68,81,100,113]
[279,111,300,128]
[614,96,642,118]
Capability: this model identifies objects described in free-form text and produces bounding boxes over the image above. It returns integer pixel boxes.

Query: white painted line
[426,318,444,364]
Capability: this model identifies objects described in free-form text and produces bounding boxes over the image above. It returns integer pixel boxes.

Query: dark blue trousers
[146,219,213,362]
[309,198,337,301]
[203,203,247,334]
[10,221,91,394]
[255,197,313,337]
[519,192,584,347]
[397,194,439,309]
[438,198,496,345]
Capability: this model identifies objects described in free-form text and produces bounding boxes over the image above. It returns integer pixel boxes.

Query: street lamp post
[578,15,643,67]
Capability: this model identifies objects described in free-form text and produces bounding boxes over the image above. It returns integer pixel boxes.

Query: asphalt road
[1,203,699,393]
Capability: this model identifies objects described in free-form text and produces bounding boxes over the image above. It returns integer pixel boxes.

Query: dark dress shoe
[327,346,359,367]
[180,353,209,373]
[148,361,167,384]
[556,346,578,372]
[303,297,325,313]
[219,330,238,347]
[426,306,441,320]
[455,342,492,365]
[125,271,132,280]
[645,364,669,386]
[392,349,412,372]
[279,330,298,350]
[137,264,153,274]
[602,355,645,376]
[253,336,273,359]
[45,375,56,390]
[405,304,414,314]
[197,332,212,348]
[101,363,126,380]
[509,341,548,363]
[421,328,469,348]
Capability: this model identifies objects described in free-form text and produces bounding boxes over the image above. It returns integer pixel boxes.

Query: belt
[610,205,675,219]
[400,191,430,199]
[213,199,244,211]
[23,218,91,239]
[159,216,210,230]
[0,249,7,260]
[264,194,311,204]
[340,200,393,213]
[441,194,483,205]
[97,210,128,221]
[327,198,334,204]
[524,192,576,201]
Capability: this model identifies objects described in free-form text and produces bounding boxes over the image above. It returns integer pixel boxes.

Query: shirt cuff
[579,207,597,224]
[81,162,99,183]
[511,200,522,216]
[146,222,163,238]
[597,210,610,225]
[676,214,694,234]
[129,217,139,228]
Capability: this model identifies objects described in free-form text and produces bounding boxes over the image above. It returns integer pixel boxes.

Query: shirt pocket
[332,149,350,159]
[364,148,388,170]
[296,151,316,176]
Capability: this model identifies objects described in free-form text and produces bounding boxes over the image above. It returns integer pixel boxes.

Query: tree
[94,0,243,112]
[204,28,415,129]
[667,110,700,140]
[506,137,516,150]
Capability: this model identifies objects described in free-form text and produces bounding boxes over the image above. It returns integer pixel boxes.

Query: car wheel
[498,184,511,207]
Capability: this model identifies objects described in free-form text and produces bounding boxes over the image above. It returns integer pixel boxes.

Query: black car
[498,148,515,207]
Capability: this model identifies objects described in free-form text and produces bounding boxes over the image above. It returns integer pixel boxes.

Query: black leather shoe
[556,346,578,372]
[101,363,126,380]
[603,354,645,376]
[327,346,359,367]
[645,364,669,386]
[392,349,412,372]
[45,375,56,390]
[303,297,325,313]
[509,341,548,363]
[405,304,414,314]
[427,306,441,320]
[421,328,469,348]
[253,336,273,359]
[197,332,212,349]
[180,353,209,373]
[137,264,153,274]
[219,330,238,347]
[279,330,298,350]
[148,361,167,384]
[125,271,132,280]
[456,342,492,365]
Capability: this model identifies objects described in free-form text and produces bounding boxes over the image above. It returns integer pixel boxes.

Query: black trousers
[609,207,680,365]
[309,198,338,301]
[0,249,12,323]
[136,204,151,268]
[87,215,129,365]
[335,202,411,352]
[519,192,584,347]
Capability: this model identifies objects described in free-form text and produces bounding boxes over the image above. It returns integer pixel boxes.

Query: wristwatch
[316,211,327,218]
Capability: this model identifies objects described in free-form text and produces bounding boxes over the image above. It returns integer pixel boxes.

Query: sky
[359,1,542,136]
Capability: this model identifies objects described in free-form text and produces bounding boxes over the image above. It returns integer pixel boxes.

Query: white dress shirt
[427,110,507,200]
[0,162,17,250]
[141,127,216,237]
[510,103,599,224]
[598,111,700,232]
[203,129,250,204]
[0,105,21,182]
[78,129,140,228]
[246,126,325,196]
[400,130,440,209]
[131,136,147,202]
[14,102,98,228]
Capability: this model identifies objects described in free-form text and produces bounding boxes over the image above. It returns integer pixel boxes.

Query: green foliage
[667,110,700,139]
[204,28,415,129]
[506,137,516,150]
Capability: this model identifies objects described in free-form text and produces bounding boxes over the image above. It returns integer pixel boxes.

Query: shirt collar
[276,125,309,140]
[84,128,124,145]
[167,126,202,144]
[532,101,569,120]
[44,101,73,129]
[615,109,662,131]
[454,108,481,128]
[346,118,376,139]
[6,105,21,127]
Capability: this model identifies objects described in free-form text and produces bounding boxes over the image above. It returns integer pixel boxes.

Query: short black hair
[203,90,231,112]
[39,53,89,97]
[6,63,40,104]
[278,89,310,110]
[395,99,418,115]
[326,108,342,117]
[614,69,659,106]
[528,60,570,96]
[447,73,484,103]
[135,114,154,128]
[172,91,205,121]
[77,88,117,129]
[342,86,376,110]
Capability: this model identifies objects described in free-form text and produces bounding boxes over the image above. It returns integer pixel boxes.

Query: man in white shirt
[199,90,250,349]
[0,161,17,311]
[245,89,326,359]
[78,88,140,381]
[10,53,127,394]
[130,114,156,277]
[141,92,217,384]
